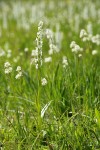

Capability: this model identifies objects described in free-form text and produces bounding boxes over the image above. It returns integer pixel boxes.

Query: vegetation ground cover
[0,0,100,149]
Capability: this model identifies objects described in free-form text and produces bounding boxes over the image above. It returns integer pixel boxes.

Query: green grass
[0,0,100,149]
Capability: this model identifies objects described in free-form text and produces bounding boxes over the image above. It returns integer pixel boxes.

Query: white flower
[48,49,53,55]
[7,49,12,58]
[35,64,38,69]
[5,67,12,74]
[53,45,59,53]
[44,57,52,63]
[31,21,43,69]
[92,50,98,55]
[62,56,68,68]
[41,78,47,86]
[72,45,81,53]
[15,72,23,79]
[4,62,13,74]
[16,66,21,72]
[38,21,43,28]
[82,37,89,42]
[31,58,38,65]
[74,45,81,51]
[4,62,11,68]
[24,47,29,52]
[15,66,22,79]
[80,29,89,42]
[91,34,100,45]
[46,28,59,55]
[70,41,83,53]
[5,69,10,74]
[31,49,38,56]
[78,54,82,57]
[80,29,87,38]
[0,49,5,57]
[48,44,59,55]
[46,29,53,39]
[70,41,76,48]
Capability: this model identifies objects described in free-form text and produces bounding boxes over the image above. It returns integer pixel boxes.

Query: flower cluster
[62,56,68,68]
[41,78,47,86]
[92,50,98,55]
[91,34,100,45]
[0,48,6,57]
[7,49,12,58]
[78,54,82,58]
[80,29,89,42]
[70,41,83,53]
[24,47,29,52]
[46,29,53,39]
[4,62,12,74]
[15,66,22,79]
[46,29,59,55]
[31,21,43,69]
[31,49,38,67]
[80,29,100,45]
[44,57,52,63]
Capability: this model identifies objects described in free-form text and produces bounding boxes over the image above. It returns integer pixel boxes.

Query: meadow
[0,0,100,149]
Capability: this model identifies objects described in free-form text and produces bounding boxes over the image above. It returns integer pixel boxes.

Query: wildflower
[70,41,83,53]
[92,50,98,55]
[0,49,5,57]
[48,44,59,55]
[4,62,11,68]
[35,64,38,69]
[91,34,100,45]
[4,62,12,74]
[46,28,59,55]
[62,56,68,68]
[78,54,82,57]
[80,29,87,38]
[15,72,23,79]
[31,21,43,69]
[16,66,21,72]
[70,41,76,49]
[44,57,52,63]
[72,45,81,53]
[38,21,43,29]
[15,66,22,79]
[46,29,53,39]
[41,78,47,86]
[48,49,53,55]
[31,58,38,65]
[24,47,29,52]
[31,49,38,57]
[80,29,89,42]
[7,49,12,58]
[5,67,12,74]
